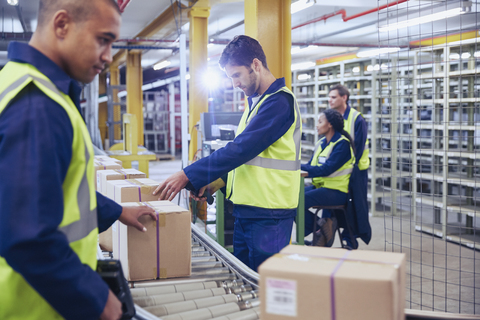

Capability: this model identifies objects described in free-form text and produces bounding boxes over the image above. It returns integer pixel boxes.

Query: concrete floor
[146,159,480,316]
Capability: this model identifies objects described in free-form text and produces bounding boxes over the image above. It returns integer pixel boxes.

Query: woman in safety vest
[301,108,356,247]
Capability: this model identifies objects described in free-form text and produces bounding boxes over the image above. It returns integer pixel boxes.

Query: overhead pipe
[15,5,27,33]
[292,0,409,30]
[117,0,132,13]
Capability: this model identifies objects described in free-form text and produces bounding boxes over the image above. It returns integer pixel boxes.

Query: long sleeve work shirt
[301,131,352,179]
[0,42,122,320]
[184,78,297,219]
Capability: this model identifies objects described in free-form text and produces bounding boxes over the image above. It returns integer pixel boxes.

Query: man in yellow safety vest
[0,1,156,319]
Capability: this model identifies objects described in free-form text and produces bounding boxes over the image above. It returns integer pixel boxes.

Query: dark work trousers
[233,217,294,272]
[347,167,372,244]
[304,185,348,237]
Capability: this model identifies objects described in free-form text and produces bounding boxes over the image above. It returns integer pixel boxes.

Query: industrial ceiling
[0,0,477,74]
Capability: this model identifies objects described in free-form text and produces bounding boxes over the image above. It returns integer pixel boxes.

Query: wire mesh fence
[376,0,479,315]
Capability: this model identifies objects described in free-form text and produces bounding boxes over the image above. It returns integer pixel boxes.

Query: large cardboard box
[112,201,191,281]
[105,178,159,203]
[97,168,146,195]
[259,245,405,320]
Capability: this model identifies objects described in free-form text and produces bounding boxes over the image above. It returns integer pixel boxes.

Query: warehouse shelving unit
[411,38,480,249]
[143,91,169,154]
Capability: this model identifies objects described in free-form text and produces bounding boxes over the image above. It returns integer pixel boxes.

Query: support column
[244,0,292,88]
[110,63,122,141]
[188,1,210,160]
[98,72,108,145]
[126,50,144,146]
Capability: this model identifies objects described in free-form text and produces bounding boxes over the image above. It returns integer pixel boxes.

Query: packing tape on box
[142,202,163,279]
[114,169,128,179]
[127,179,155,201]
[160,268,167,279]
[277,252,400,320]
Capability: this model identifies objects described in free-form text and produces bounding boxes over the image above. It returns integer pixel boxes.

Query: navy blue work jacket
[184,78,297,219]
[0,42,122,320]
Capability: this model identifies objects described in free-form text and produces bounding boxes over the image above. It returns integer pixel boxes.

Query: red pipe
[292,0,408,30]
[117,0,132,13]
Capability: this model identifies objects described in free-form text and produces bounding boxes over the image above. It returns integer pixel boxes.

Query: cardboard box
[97,169,146,195]
[259,245,405,320]
[98,201,174,252]
[99,227,113,252]
[94,161,122,186]
[94,155,122,165]
[106,178,159,203]
[112,201,191,281]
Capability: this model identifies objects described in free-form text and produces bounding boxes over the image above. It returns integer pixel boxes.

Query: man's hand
[100,290,122,320]
[153,170,189,201]
[118,206,157,232]
[190,178,226,202]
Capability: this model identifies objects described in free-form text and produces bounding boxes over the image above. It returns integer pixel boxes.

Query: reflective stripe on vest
[0,62,98,320]
[311,135,355,193]
[0,73,98,242]
[345,108,369,170]
[226,86,302,209]
[243,89,302,172]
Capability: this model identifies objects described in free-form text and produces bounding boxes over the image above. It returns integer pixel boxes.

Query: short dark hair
[38,0,120,27]
[219,35,268,71]
[329,84,350,102]
[322,108,356,155]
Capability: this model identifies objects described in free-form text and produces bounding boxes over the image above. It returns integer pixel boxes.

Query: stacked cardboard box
[94,159,122,184]
[94,155,122,165]
[97,168,146,195]
[112,201,191,281]
[106,178,159,203]
[259,245,405,320]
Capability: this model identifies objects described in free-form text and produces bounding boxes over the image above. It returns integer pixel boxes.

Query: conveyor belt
[129,224,479,320]
[131,224,260,320]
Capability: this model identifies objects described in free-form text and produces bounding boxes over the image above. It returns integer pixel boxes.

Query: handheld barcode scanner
[97,260,135,320]
[185,181,214,205]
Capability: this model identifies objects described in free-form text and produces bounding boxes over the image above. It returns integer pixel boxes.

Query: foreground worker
[154,35,302,271]
[0,1,155,319]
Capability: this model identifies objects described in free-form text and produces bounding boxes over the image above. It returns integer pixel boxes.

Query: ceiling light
[153,60,171,70]
[297,74,311,80]
[379,8,467,32]
[291,61,316,71]
[352,67,360,73]
[291,0,315,14]
[291,45,318,55]
[7,0,18,5]
[367,65,374,72]
[474,51,480,58]
[450,53,460,60]
[461,52,471,59]
[357,47,400,58]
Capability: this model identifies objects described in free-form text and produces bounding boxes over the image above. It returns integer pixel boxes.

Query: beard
[242,71,258,97]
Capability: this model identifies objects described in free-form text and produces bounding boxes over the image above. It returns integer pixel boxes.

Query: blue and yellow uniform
[0,42,122,320]
[342,105,372,246]
[184,78,301,271]
[301,131,355,236]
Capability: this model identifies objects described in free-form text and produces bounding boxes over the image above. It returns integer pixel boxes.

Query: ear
[341,94,348,103]
[252,58,262,73]
[52,10,71,39]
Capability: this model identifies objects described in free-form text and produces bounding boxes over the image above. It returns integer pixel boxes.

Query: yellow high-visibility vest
[344,108,369,170]
[0,61,98,320]
[226,87,302,209]
[311,135,355,193]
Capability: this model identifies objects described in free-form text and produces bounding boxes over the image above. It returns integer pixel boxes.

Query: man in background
[328,84,372,248]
